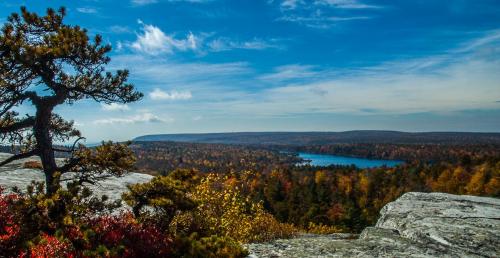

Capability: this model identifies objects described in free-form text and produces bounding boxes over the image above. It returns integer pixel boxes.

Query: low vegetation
[0,169,299,256]
[22,161,43,170]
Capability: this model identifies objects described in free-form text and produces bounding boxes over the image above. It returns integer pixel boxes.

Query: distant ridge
[133,131,500,145]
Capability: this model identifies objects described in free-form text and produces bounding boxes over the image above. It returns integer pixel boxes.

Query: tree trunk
[34,105,59,195]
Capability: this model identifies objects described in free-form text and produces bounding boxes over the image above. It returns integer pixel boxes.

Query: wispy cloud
[109,30,500,120]
[131,0,158,6]
[108,25,133,34]
[149,89,193,100]
[259,64,320,82]
[208,37,281,52]
[454,29,500,53]
[278,13,371,28]
[203,60,500,117]
[101,103,130,111]
[131,0,214,6]
[110,54,251,85]
[168,0,215,2]
[271,0,380,28]
[76,7,98,14]
[280,0,304,10]
[314,0,382,9]
[276,0,382,10]
[205,30,500,116]
[93,112,171,124]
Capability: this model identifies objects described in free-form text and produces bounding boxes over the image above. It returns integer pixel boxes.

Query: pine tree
[0,7,143,194]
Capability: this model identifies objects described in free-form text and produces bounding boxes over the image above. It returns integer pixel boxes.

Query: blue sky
[1,0,500,142]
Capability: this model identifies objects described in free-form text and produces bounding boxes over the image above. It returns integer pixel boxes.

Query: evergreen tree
[0,7,143,194]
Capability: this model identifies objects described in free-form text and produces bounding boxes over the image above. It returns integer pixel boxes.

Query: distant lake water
[298,152,403,168]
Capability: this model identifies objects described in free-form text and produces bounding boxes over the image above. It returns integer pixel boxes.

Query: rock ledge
[247,192,500,257]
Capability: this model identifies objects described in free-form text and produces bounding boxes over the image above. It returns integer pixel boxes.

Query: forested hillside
[130,141,500,232]
[130,141,301,175]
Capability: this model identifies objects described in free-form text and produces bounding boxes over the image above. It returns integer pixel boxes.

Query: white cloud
[129,21,275,54]
[149,88,193,100]
[93,112,172,124]
[76,7,98,14]
[101,103,130,111]
[131,21,198,55]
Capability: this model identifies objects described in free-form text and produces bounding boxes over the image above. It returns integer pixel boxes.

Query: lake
[298,152,403,168]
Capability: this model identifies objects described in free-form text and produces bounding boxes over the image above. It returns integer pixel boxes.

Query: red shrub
[88,213,173,257]
[0,187,21,253]
[19,234,75,258]
[0,187,174,257]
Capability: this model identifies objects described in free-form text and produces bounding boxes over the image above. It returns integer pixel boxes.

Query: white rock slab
[0,152,153,203]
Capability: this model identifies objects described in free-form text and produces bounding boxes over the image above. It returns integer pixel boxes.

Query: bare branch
[0,149,38,167]
[53,147,72,153]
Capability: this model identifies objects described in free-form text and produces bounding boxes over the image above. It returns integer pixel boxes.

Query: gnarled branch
[0,116,35,134]
[0,148,38,167]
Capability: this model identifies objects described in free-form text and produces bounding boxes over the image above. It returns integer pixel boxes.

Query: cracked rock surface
[247,192,500,257]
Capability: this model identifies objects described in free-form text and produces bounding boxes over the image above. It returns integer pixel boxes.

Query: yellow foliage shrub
[188,173,298,243]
